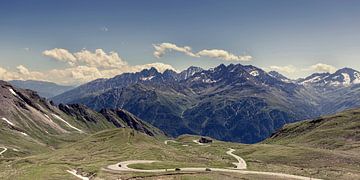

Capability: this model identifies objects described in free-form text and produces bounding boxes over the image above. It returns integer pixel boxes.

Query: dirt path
[226,148,247,169]
[164,140,178,145]
[66,169,89,180]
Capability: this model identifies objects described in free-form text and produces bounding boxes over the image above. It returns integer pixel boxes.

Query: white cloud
[269,65,297,74]
[197,49,252,61]
[0,67,10,79]
[43,48,126,68]
[43,62,175,84]
[24,48,30,51]
[1,48,176,85]
[16,65,31,75]
[73,49,127,68]
[153,43,197,58]
[0,65,45,82]
[307,63,336,73]
[268,63,337,78]
[42,48,77,66]
[153,42,252,61]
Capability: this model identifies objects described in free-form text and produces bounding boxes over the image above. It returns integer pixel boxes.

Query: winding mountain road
[226,148,247,169]
[105,147,321,180]
[164,140,177,145]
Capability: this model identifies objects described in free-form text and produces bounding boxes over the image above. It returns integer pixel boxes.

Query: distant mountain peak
[268,71,291,82]
[299,67,360,87]
[178,66,204,80]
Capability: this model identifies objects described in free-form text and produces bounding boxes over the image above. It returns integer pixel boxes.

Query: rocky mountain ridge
[0,80,164,154]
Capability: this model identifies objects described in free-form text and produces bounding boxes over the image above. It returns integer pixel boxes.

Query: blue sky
[1,0,360,84]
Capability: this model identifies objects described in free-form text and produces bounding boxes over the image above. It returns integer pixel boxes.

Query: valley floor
[0,129,359,180]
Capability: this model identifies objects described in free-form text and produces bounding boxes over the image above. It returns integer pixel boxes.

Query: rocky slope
[0,80,164,154]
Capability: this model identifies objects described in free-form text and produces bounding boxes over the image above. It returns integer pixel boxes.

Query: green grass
[265,108,360,153]
[1,118,359,180]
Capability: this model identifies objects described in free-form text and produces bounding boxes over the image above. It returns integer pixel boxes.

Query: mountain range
[0,77,359,179]
[48,63,360,143]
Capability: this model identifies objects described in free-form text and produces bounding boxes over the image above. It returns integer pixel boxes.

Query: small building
[199,137,212,143]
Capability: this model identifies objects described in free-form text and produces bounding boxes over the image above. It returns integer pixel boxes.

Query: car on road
[175,168,181,171]
[205,168,211,171]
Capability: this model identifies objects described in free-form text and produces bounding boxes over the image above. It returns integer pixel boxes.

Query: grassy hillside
[1,127,359,179]
[0,105,359,179]
[265,108,360,153]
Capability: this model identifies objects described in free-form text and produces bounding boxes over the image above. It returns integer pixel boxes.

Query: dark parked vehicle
[205,168,211,171]
[175,168,181,171]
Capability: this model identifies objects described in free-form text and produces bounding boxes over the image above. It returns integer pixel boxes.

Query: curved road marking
[0,147,7,156]
[226,148,247,169]
[105,149,321,180]
[66,169,89,180]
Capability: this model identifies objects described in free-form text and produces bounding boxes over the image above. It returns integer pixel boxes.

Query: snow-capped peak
[300,68,360,87]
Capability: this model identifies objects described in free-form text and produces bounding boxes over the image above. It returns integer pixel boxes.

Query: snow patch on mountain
[341,73,351,86]
[300,76,323,84]
[250,70,259,76]
[353,72,360,84]
[204,79,217,83]
[20,132,29,136]
[8,88,25,101]
[1,117,14,126]
[140,76,155,81]
[52,114,83,133]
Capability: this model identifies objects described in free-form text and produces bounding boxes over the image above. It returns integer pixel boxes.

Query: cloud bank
[269,65,297,74]
[1,48,175,85]
[308,63,336,73]
[268,63,337,77]
[153,42,252,61]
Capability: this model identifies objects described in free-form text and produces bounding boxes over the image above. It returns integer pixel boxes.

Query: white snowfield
[105,148,322,180]
[52,114,83,133]
[20,132,29,136]
[1,117,29,136]
[66,169,89,180]
[8,88,25,101]
[1,117,14,126]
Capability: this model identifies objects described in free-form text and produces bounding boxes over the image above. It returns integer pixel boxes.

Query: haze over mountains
[49,63,360,143]
[9,80,74,98]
